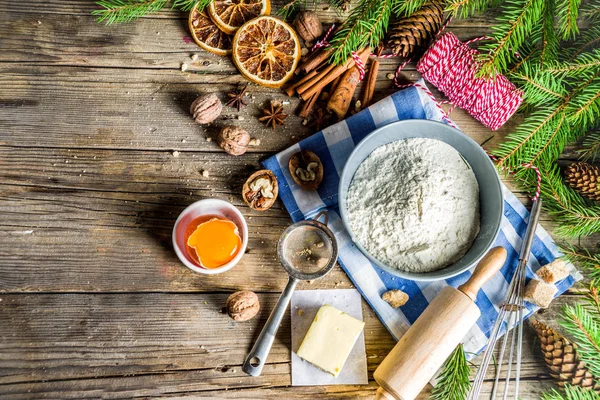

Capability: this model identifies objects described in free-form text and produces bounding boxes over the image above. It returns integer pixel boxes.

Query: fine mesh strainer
[242,211,338,377]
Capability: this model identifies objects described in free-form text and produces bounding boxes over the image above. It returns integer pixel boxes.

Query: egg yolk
[186,217,242,269]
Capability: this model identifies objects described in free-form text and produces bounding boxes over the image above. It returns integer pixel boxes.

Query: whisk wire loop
[469,199,542,400]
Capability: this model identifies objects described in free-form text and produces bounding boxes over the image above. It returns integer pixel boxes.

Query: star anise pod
[226,84,248,111]
[259,100,287,129]
[308,108,331,132]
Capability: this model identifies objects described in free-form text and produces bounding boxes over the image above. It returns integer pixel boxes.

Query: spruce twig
[567,27,600,61]
[476,0,546,77]
[542,386,600,400]
[560,245,600,285]
[445,0,502,19]
[329,0,391,64]
[173,0,203,10]
[578,129,600,162]
[93,0,210,23]
[93,0,170,24]
[548,50,600,79]
[277,0,308,19]
[560,303,600,379]
[520,163,600,237]
[538,0,559,66]
[429,344,471,400]
[556,0,581,40]
[495,69,600,170]
[393,0,429,16]
[581,0,600,21]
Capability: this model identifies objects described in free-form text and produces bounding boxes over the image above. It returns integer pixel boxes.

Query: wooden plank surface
[0,292,572,398]
[0,1,592,398]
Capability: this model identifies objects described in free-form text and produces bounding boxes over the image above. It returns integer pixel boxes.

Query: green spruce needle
[430,344,471,400]
[93,0,212,24]
[542,386,600,400]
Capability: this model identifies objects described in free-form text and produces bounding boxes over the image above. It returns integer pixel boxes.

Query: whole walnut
[190,93,222,124]
[218,126,251,156]
[226,291,260,321]
[293,11,323,43]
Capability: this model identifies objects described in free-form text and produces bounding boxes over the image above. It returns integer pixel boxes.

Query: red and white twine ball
[415,32,523,131]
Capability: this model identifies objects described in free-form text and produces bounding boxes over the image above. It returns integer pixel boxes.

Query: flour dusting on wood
[347,138,480,273]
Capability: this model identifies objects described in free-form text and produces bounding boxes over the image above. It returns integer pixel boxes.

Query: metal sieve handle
[242,276,299,377]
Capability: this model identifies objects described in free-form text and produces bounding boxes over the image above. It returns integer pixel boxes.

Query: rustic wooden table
[1,1,596,398]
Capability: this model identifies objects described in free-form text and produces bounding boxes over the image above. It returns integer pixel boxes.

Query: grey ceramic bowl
[339,119,503,281]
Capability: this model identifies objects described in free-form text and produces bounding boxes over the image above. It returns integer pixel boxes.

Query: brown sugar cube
[524,279,557,308]
[536,258,569,284]
[382,290,409,308]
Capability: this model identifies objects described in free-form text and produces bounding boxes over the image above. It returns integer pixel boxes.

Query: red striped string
[309,24,368,81]
[311,24,335,52]
[351,51,366,81]
[415,32,523,131]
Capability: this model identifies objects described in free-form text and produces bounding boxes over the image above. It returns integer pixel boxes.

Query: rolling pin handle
[458,246,507,301]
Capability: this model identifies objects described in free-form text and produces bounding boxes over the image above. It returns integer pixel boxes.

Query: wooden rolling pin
[374,246,507,400]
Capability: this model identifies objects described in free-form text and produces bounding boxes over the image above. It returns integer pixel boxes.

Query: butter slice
[296,304,365,377]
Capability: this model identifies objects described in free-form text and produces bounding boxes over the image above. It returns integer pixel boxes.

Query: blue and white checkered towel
[263,81,582,355]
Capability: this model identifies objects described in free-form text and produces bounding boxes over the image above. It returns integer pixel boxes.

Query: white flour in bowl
[346,138,480,273]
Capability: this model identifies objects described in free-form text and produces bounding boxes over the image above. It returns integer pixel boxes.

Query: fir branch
[476,0,546,77]
[523,162,600,237]
[495,107,567,169]
[496,69,600,169]
[542,386,600,400]
[556,0,581,40]
[277,0,309,19]
[173,0,202,11]
[508,45,539,75]
[510,63,567,107]
[446,0,502,19]
[581,0,600,21]
[329,0,391,65]
[429,344,471,400]
[567,75,600,129]
[560,302,600,378]
[567,26,600,61]
[93,0,170,24]
[578,129,600,162]
[393,0,429,17]
[586,284,600,317]
[560,244,600,284]
[325,0,351,12]
[538,0,559,66]
[278,0,346,20]
[547,49,600,79]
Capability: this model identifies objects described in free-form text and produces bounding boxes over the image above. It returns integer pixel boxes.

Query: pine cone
[531,320,600,392]
[386,0,445,58]
[565,162,600,202]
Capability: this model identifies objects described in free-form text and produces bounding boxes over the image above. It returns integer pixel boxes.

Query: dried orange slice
[189,3,232,56]
[232,16,301,88]
[208,0,270,35]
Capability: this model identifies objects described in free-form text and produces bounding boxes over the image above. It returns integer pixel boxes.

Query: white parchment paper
[291,289,368,386]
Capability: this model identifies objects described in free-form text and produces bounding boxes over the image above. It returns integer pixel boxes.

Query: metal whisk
[468,199,542,400]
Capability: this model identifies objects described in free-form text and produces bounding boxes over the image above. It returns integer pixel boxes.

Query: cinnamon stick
[298,48,334,75]
[326,66,361,119]
[285,69,318,96]
[296,63,336,98]
[298,47,371,101]
[299,88,322,118]
[330,75,342,94]
[361,59,380,108]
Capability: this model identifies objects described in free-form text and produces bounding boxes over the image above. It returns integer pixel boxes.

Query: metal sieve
[242,211,338,377]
